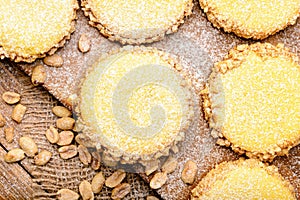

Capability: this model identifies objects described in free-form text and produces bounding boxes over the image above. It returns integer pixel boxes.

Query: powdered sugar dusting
[17,1,300,199]
[19,10,120,109]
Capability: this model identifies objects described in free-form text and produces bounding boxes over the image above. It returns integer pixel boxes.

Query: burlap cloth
[0,61,158,199]
[9,0,300,199]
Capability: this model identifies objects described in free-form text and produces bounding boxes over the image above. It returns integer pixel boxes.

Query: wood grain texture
[0,147,33,200]
[0,61,157,200]
[10,0,300,199]
[0,61,48,200]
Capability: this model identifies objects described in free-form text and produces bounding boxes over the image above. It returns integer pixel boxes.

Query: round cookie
[201,43,300,161]
[81,0,193,44]
[199,0,300,39]
[0,0,78,63]
[74,46,194,169]
[191,159,296,200]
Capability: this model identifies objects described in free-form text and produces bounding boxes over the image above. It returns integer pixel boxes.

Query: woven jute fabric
[12,0,300,199]
[0,61,157,200]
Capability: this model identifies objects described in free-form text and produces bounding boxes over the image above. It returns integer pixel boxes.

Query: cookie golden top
[200,0,300,39]
[81,0,193,44]
[191,159,296,200]
[77,46,193,164]
[202,43,300,161]
[0,0,78,62]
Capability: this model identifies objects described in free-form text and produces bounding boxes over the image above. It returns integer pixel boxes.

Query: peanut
[145,160,159,176]
[79,180,94,200]
[78,34,91,53]
[72,121,82,132]
[56,117,75,130]
[150,172,167,189]
[91,172,105,194]
[91,151,101,170]
[57,189,79,200]
[162,156,178,174]
[57,131,74,146]
[4,127,14,143]
[181,160,198,184]
[52,106,72,117]
[4,148,25,163]
[0,113,5,127]
[105,169,126,188]
[45,126,59,144]
[147,196,159,200]
[34,150,52,166]
[75,134,93,147]
[111,183,131,200]
[31,65,46,86]
[19,136,38,157]
[171,145,179,154]
[2,91,20,104]
[43,54,63,67]
[78,145,91,166]
[11,104,27,123]
[58,145,77,159]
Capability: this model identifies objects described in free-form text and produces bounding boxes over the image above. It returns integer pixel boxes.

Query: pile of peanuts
[0,91,48,165]
[1,34,199,199]
[1,91,198,199]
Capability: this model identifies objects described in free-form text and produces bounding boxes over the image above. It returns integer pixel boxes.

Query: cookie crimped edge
[191,158,296,199]
[0,0,79,63]
[81,0,193,45]
[201,42,300,162]
[199,0,300,40]
[73,45,195,167]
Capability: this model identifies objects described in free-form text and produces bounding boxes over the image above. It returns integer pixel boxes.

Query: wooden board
[0,60,158,200]
[0,61,50,200]
[0,147,33,200]
[8,0,300,199]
